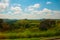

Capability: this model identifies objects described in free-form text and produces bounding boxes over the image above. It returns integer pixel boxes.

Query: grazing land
[0,19,60,40]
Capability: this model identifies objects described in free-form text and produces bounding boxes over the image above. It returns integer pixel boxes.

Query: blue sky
[10,0,60,10]
[0,0,60,19]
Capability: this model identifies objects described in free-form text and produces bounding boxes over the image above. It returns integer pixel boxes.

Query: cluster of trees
[0,19,58,32]
[0,19,9,31]
[40,19,56,30]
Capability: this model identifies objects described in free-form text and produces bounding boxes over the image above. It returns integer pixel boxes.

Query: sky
[0,0,60,19]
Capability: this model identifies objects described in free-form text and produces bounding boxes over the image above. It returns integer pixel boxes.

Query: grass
[0,29,60,40]
[0,29,60,39]
[0,36,60,40]
[0,24,60,39]
[0,38,40,40]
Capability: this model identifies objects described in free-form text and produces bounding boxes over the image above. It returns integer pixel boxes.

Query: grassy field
[0,38,40,40]
[0,36,60,40]
[0,19,60,40]
[0,29,60,39]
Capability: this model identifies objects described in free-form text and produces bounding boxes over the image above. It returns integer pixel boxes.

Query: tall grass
[0,28,60,39]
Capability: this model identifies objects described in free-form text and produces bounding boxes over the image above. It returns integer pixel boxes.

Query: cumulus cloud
[0,0,9,12]
[42,8,60,19]
[0,14,15,19]
[0,8,60,19]
[32,4,40,8]
[10,6,22,14]
[25,8,60,19]
[46,2,52,4]
[43,8,51,12]
[0,1,60,19]
[25,3,40,11]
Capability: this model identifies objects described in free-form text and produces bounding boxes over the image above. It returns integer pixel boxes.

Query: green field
[0,19,60,40]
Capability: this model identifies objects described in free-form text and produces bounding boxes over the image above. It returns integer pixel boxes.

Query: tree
[2,22,10,31]
[39,19,56,31]
[0,19,3,29]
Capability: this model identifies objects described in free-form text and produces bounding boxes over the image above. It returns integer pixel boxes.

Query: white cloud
[26,8,60,19]
[46,2,52,4]
[0,3,9,9]
[0,8,60,19]
[0,1,60,19]
[6,7,60,19]
[0,0,9,12]
[43,8,51,12]
[33,4,40,8]
[25,3,40,11]
[0,14,14,19]
[10,6,22,14]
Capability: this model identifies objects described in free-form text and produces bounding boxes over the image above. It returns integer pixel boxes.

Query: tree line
[0,19,59,32]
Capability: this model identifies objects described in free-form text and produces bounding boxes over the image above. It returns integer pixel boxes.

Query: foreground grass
[0,36,60,40]
[0,30,60,39]
[0,27,60,39]
[0,38,40,40]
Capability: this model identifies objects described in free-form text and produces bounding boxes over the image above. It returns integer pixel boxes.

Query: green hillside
[0,19,60,40]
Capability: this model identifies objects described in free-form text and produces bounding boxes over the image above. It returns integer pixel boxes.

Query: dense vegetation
[0,19,60,39]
